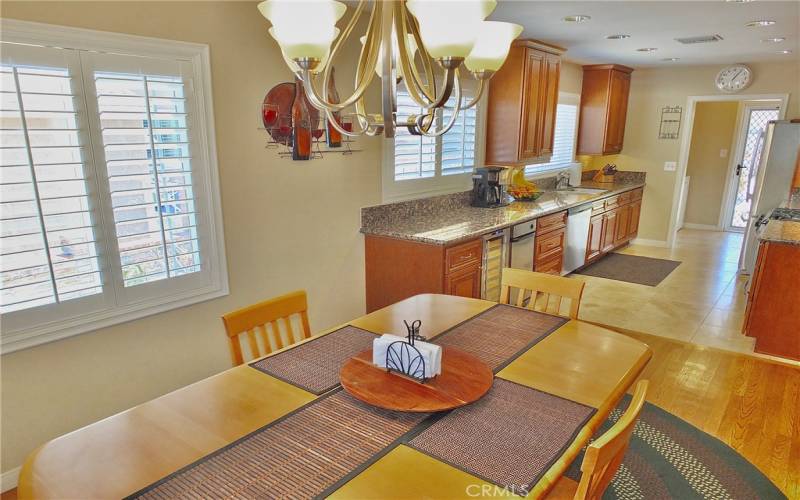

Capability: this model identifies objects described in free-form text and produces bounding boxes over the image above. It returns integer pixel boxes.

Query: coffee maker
[471,167,510,208]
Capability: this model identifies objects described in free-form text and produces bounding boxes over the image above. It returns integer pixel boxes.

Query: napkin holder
[372,320,441,383]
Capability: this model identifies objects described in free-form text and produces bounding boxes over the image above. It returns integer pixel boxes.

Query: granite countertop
[360,180,645,245]
[758,191,800,246]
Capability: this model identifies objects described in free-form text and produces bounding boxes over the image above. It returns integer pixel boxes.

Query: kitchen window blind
[525,97,580,175]
[393,88,477,180]
[0,22,227,353]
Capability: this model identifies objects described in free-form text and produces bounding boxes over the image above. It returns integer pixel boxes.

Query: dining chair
[221,290,312,366]
[500,268,586,319]
[546,380,649,500]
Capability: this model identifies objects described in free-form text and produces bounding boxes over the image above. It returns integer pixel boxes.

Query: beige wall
[0,1,382,474]
[559,60,583,95]
[683,101,739,227]
[581,61,799,242]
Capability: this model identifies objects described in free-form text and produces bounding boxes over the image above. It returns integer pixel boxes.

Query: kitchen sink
[557,187,609,195]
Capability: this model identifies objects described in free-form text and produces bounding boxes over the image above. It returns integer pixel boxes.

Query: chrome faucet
[556,170,571,190]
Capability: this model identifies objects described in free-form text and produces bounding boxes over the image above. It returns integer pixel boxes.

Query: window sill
[524,162,583,180]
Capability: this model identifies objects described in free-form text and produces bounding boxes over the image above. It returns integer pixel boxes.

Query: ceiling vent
[675,34,724,44]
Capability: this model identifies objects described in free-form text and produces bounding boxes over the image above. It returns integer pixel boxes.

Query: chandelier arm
[414,76,464,138]
[300,1,382,113]
[458,76,486,110]
[320,0,367,102]
[354,3,385,134]
[393,2,436,108]
[420,66,458,111]
[322,108,374,137]
[405,8,437,100]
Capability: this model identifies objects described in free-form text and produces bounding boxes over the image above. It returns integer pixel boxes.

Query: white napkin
[373,334,442,378]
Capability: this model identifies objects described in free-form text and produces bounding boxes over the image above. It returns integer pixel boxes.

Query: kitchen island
[361,173,645,311]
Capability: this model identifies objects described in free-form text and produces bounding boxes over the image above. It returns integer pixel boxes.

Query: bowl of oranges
[507,185,543,202]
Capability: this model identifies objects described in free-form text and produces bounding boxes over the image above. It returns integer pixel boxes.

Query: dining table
[18,294,652,499]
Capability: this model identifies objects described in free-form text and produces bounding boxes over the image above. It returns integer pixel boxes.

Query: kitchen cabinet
[583,187,644,264]
[365,236,483,312]
[577,64,634,156]
[742,241,800,360]
[586,214,604,263]
[485,40,565,166]
[534,210,567,275]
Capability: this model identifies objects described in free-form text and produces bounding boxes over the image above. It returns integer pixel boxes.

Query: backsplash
[581,170,647,183]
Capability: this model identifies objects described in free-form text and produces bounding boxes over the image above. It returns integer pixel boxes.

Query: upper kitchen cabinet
[485,40,565,166]
[577,64,634,156]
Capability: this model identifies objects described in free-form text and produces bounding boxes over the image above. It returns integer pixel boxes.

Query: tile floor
[575,228,798,365]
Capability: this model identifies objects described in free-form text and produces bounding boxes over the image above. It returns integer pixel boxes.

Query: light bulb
[258,0,346,61]
[465,21,523,72]
[405,0,497,59]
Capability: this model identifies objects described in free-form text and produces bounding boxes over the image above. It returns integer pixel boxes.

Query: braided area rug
[564,395,786,500]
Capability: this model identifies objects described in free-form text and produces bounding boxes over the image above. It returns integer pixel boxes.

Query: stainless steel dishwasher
[563,203,592,274]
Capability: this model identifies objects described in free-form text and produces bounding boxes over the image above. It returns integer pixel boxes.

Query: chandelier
[257,0,522,138]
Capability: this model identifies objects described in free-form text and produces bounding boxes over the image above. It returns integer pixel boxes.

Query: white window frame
[381,88,487,202]
[0,19,228,353]
[525,92,582,179]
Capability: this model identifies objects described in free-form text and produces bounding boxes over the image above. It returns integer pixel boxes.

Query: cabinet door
[586,214,604,262]
[604,70,631,154]
[537,54,560,157]
[519,49,545,160]
[602,209,618,253]
[445,264,481,299]
[615,204,631,245]
[627,200,642,238]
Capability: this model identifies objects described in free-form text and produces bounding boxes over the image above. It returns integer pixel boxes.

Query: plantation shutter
[525,101,579,174]
[0,44,108,316]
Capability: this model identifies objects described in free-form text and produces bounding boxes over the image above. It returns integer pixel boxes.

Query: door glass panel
[730,108,779,229]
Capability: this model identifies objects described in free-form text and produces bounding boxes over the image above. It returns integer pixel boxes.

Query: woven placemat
[432,304,567,372]
[250,325,376,394]
[128,390,428,499]
[407,378,595,493]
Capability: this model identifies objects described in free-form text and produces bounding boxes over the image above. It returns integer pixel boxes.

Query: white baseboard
[1,466,20,493]
[682,223,721,231]
[630,237,669,247]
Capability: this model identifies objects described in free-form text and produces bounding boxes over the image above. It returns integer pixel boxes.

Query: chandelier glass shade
[257,0,522,138]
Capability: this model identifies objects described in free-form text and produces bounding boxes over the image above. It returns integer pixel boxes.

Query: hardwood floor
[620,329,800,499]
[2,328,797,499]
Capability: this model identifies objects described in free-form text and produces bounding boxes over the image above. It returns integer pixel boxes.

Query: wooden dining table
[18,294,652,499]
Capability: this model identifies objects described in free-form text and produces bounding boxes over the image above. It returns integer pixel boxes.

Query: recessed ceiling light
[726,0,754,3]
[778,50,793,54]
[636,47,658,52]
[662,57,680,61]
[562,15,591,23]
[746,20,776,27]
[606,34,631,40]
[761,37,786,43]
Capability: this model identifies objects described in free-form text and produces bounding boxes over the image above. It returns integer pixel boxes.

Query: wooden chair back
[574,380,649,500]
[500,268,586,319]
[222,290,312,366]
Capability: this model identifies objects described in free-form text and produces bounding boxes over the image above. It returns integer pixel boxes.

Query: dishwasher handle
[510,231,536,243]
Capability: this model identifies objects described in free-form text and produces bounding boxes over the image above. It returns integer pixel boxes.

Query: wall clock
[715,65,753,93]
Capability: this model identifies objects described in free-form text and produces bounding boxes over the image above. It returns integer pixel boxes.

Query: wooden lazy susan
[339,347,493,412]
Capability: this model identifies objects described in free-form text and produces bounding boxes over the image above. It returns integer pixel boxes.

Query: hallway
[576,229,790,361]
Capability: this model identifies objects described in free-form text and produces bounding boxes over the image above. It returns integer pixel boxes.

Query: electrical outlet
[720,149,728,158]
[664,161,677,171]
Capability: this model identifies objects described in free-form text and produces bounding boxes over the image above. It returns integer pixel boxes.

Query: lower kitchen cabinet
[586,214,604,263]
[365,235,484,312]
[445,264,482,298]
[534,210,567,275]
[742,241,800,360]
[584,187,643,264]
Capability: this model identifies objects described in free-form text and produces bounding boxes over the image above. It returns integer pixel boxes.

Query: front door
[724,104,780,232]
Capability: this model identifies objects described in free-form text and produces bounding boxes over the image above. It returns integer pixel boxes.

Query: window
[525,93,580,175]
[383,84,481,201]
[1,21,227,352]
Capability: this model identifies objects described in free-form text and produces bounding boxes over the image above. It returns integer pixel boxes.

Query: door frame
[666,93,788,248]
[719,101,783,233]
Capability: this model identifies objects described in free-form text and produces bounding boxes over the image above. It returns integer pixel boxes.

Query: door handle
[735,164,746,176]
